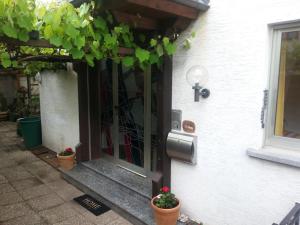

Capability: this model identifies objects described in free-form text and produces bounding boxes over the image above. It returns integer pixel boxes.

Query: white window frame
[265,20,300,150]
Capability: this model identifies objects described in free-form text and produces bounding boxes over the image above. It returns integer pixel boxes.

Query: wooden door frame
[75,57,172,196]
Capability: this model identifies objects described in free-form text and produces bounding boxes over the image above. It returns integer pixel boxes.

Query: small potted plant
[151,186,181,225]
[57,147,75,170]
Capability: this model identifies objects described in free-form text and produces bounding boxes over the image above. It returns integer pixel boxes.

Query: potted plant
[151,186,181,225]
[57,147,76,170]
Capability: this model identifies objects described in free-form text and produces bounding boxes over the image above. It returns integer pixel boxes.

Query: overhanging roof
[72,0,209,32]
[173,0,210,11]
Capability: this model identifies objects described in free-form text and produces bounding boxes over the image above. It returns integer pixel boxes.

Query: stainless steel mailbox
[166,131,197,165]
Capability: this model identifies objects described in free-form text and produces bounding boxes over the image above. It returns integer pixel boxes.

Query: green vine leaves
[0,0,191,71]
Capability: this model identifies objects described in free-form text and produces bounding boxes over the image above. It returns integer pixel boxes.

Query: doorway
[99,61,157,176]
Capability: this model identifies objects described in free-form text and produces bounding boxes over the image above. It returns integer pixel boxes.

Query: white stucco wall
[39,70,79,153]
[172,1,300,225]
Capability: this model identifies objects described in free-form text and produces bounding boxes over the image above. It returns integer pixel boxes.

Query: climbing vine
[0,0,190,71]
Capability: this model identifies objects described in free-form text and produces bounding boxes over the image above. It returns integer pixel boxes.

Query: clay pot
[151,197,181,225]
[57,153,75,170]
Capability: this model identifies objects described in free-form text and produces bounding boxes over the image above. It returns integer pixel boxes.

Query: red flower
[65,147,73,153]
[161,186,170,193]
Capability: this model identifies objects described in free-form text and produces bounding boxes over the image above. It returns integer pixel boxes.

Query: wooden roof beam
[112,11,159,30]
[126,0,199,19]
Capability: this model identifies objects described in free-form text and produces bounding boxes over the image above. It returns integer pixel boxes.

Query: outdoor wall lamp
[186,65,210,102]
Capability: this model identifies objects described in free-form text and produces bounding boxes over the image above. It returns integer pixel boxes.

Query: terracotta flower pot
[151,197,181,225]
[57,153,75,170]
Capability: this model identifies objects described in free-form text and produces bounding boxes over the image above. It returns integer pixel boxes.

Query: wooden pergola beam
[0,37,134,57]
[0,37,53,48]
[0,69,23,76]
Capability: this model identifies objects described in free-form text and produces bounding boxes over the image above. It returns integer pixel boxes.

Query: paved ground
[0,122,132,225]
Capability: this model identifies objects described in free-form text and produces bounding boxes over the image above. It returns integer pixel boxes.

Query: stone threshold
[61,161,155,225]
[82,159,152,199]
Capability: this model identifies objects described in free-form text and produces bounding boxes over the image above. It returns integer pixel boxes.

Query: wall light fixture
[186,65,210,102]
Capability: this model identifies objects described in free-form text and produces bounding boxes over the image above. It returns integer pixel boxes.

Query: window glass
[275,31,300,139]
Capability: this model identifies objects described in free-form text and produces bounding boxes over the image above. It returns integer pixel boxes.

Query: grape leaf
[163,37,169,46]
[18,30,29,42]
[50,36,63,47]
[165,43,176,55]
[62,39,72,50]
[135,48,150,63]
[74,36,85,49]
[122,56,135,67]
[3,23,18,39]
[149,53,159,64]
[150,39,157,47]
[70,48,84,59]
[156,44,164,57]
[85,54,94,67]
[94,17,107,31]
[0,52,11,68]
[44,25,53,39]
[65,26,79,37]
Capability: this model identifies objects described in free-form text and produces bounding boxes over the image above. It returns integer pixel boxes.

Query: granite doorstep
[64,165,155,225]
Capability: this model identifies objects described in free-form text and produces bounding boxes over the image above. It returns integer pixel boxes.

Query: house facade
[39,0,300,225]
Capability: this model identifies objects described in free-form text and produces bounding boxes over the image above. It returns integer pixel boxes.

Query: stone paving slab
[0,158,18,169]
[53,215,95,225]
[10,177,43,191]
[46,179,83,201]
[0,122,133,225]
[0,203,34,222]
[19,184,53,200]
[0,183,14,194]
[39,203,78,224]
[26,193,65,211]
[0,175,7,184]
[0,166,34,181]
[82,210,121,225]
[0,212,44,225]
[0,191,23,206]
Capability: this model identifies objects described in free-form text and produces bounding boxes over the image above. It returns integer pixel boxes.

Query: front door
[99,61,157,176]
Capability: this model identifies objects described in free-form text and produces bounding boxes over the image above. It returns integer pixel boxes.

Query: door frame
[75,56,172,196]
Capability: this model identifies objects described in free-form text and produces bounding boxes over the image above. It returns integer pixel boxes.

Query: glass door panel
[100,61,154,175]
[100,61,114,156]
[118,67,145,168]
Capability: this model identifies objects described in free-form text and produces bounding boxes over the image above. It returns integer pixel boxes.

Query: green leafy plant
[154,186,178,209]
[0,0,183,71]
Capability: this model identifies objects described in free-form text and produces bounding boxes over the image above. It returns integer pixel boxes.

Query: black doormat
[74,194,110,216]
